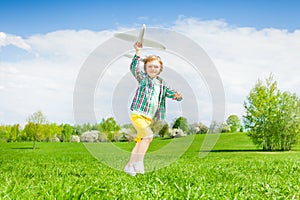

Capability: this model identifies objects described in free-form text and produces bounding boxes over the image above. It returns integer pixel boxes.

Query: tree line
[0,112,242,143]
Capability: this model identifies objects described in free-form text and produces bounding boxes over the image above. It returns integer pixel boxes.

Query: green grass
[0,133,299,199]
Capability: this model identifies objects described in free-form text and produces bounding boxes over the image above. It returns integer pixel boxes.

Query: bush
[70,135,80,143]
[98,133,109,142]
[119,127,136,142]
[80,131,99,142]
[168,128,186,138]
[189,123,208,134]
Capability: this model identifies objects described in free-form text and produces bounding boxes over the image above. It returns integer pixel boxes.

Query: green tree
[151,120,168,137]
[26,110,48,149]
[10,124,21,142]
[60,124,76,142]
[0,124,22,142]
[98,117,121,141]
[0,125,7,141]
[172,117,189,133]
[226,115,241,132]
[158,123,169,137]
[243,75,300,151]
[45,123,63,142]
[75,123,94,134]
[0,125,11,141]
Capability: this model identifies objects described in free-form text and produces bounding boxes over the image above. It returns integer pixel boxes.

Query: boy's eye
[148,65,160,68]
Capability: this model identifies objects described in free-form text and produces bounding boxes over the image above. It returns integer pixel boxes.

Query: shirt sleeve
[130,54,145,83]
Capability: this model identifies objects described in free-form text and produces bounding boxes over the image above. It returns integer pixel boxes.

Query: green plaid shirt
[130,55,182,120]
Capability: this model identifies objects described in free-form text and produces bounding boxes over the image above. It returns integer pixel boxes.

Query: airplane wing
[123,54,134,59]
[114,33,166,50]
[123,54,145,62]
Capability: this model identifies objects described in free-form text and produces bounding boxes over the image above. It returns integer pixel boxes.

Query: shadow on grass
[11,147,39,150]
[201,149,262,153]
[201,149,300,153]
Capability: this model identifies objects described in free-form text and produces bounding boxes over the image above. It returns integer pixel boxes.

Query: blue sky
[1,0,300,36]
[1,0,300,125]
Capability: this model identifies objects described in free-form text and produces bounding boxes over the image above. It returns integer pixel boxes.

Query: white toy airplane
[114,24,166,50]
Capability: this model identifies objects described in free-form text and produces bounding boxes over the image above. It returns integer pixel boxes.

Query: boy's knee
[143,136,153,143]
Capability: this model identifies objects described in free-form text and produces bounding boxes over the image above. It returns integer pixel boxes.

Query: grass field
[0,133,299,199]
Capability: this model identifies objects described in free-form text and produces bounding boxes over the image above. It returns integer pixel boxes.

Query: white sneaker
[133,161,145,174]
[124,165,136,176]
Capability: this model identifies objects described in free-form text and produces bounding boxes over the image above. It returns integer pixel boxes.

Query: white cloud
[1,18,300,126]
[0,30,117,125]
[172,17,300,120]
[0,32,31,50]
[27,30,114,60]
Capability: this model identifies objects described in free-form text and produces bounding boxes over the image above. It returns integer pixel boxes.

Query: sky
[1,0,300,126]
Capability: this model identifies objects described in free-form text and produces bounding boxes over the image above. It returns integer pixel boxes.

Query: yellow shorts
[131,113,153,143]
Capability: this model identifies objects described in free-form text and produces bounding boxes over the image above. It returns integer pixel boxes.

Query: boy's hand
[174,92,183,100]
[134,42,142,56]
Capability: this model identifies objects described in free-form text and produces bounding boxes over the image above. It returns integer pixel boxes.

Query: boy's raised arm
[130,42,144,82]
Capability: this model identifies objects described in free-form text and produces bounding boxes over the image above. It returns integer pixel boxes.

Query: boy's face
[145,60,161,78]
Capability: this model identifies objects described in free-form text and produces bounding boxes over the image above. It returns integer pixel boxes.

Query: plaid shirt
[130,54,182,120]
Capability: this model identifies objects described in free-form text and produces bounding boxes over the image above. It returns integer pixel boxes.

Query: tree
[158,123,169,137]
[172,117,189,133]
[0,125,7,141]
[97,117,121,141]
[151,120,168,137]
[75,123,94,134]
[0,124,22,142]
[0,125,11,142]
[46,123,63,141]
[10,124,21,142]
[26,110,48,149]
[60,124,76,142]
[226,115,241,132]
[243,75,300,151]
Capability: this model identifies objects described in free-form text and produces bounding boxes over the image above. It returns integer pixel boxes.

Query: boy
[124,42,183,176]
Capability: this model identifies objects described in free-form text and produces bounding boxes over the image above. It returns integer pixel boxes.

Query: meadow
[0,133,299,199]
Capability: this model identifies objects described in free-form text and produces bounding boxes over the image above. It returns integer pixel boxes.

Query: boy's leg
[125,114,153,174]
[136,128,153,161]
[124,141,141,176]
[133,128,153,174]
[127,129,153,165]
[127,142,140,166]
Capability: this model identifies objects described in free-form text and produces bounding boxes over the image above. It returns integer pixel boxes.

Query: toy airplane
[114,24,166,50]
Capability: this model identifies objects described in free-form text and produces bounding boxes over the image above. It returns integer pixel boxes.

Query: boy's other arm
[165,86,183,101]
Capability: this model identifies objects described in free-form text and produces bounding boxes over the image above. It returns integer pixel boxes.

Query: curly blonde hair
[143,55,163,73]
